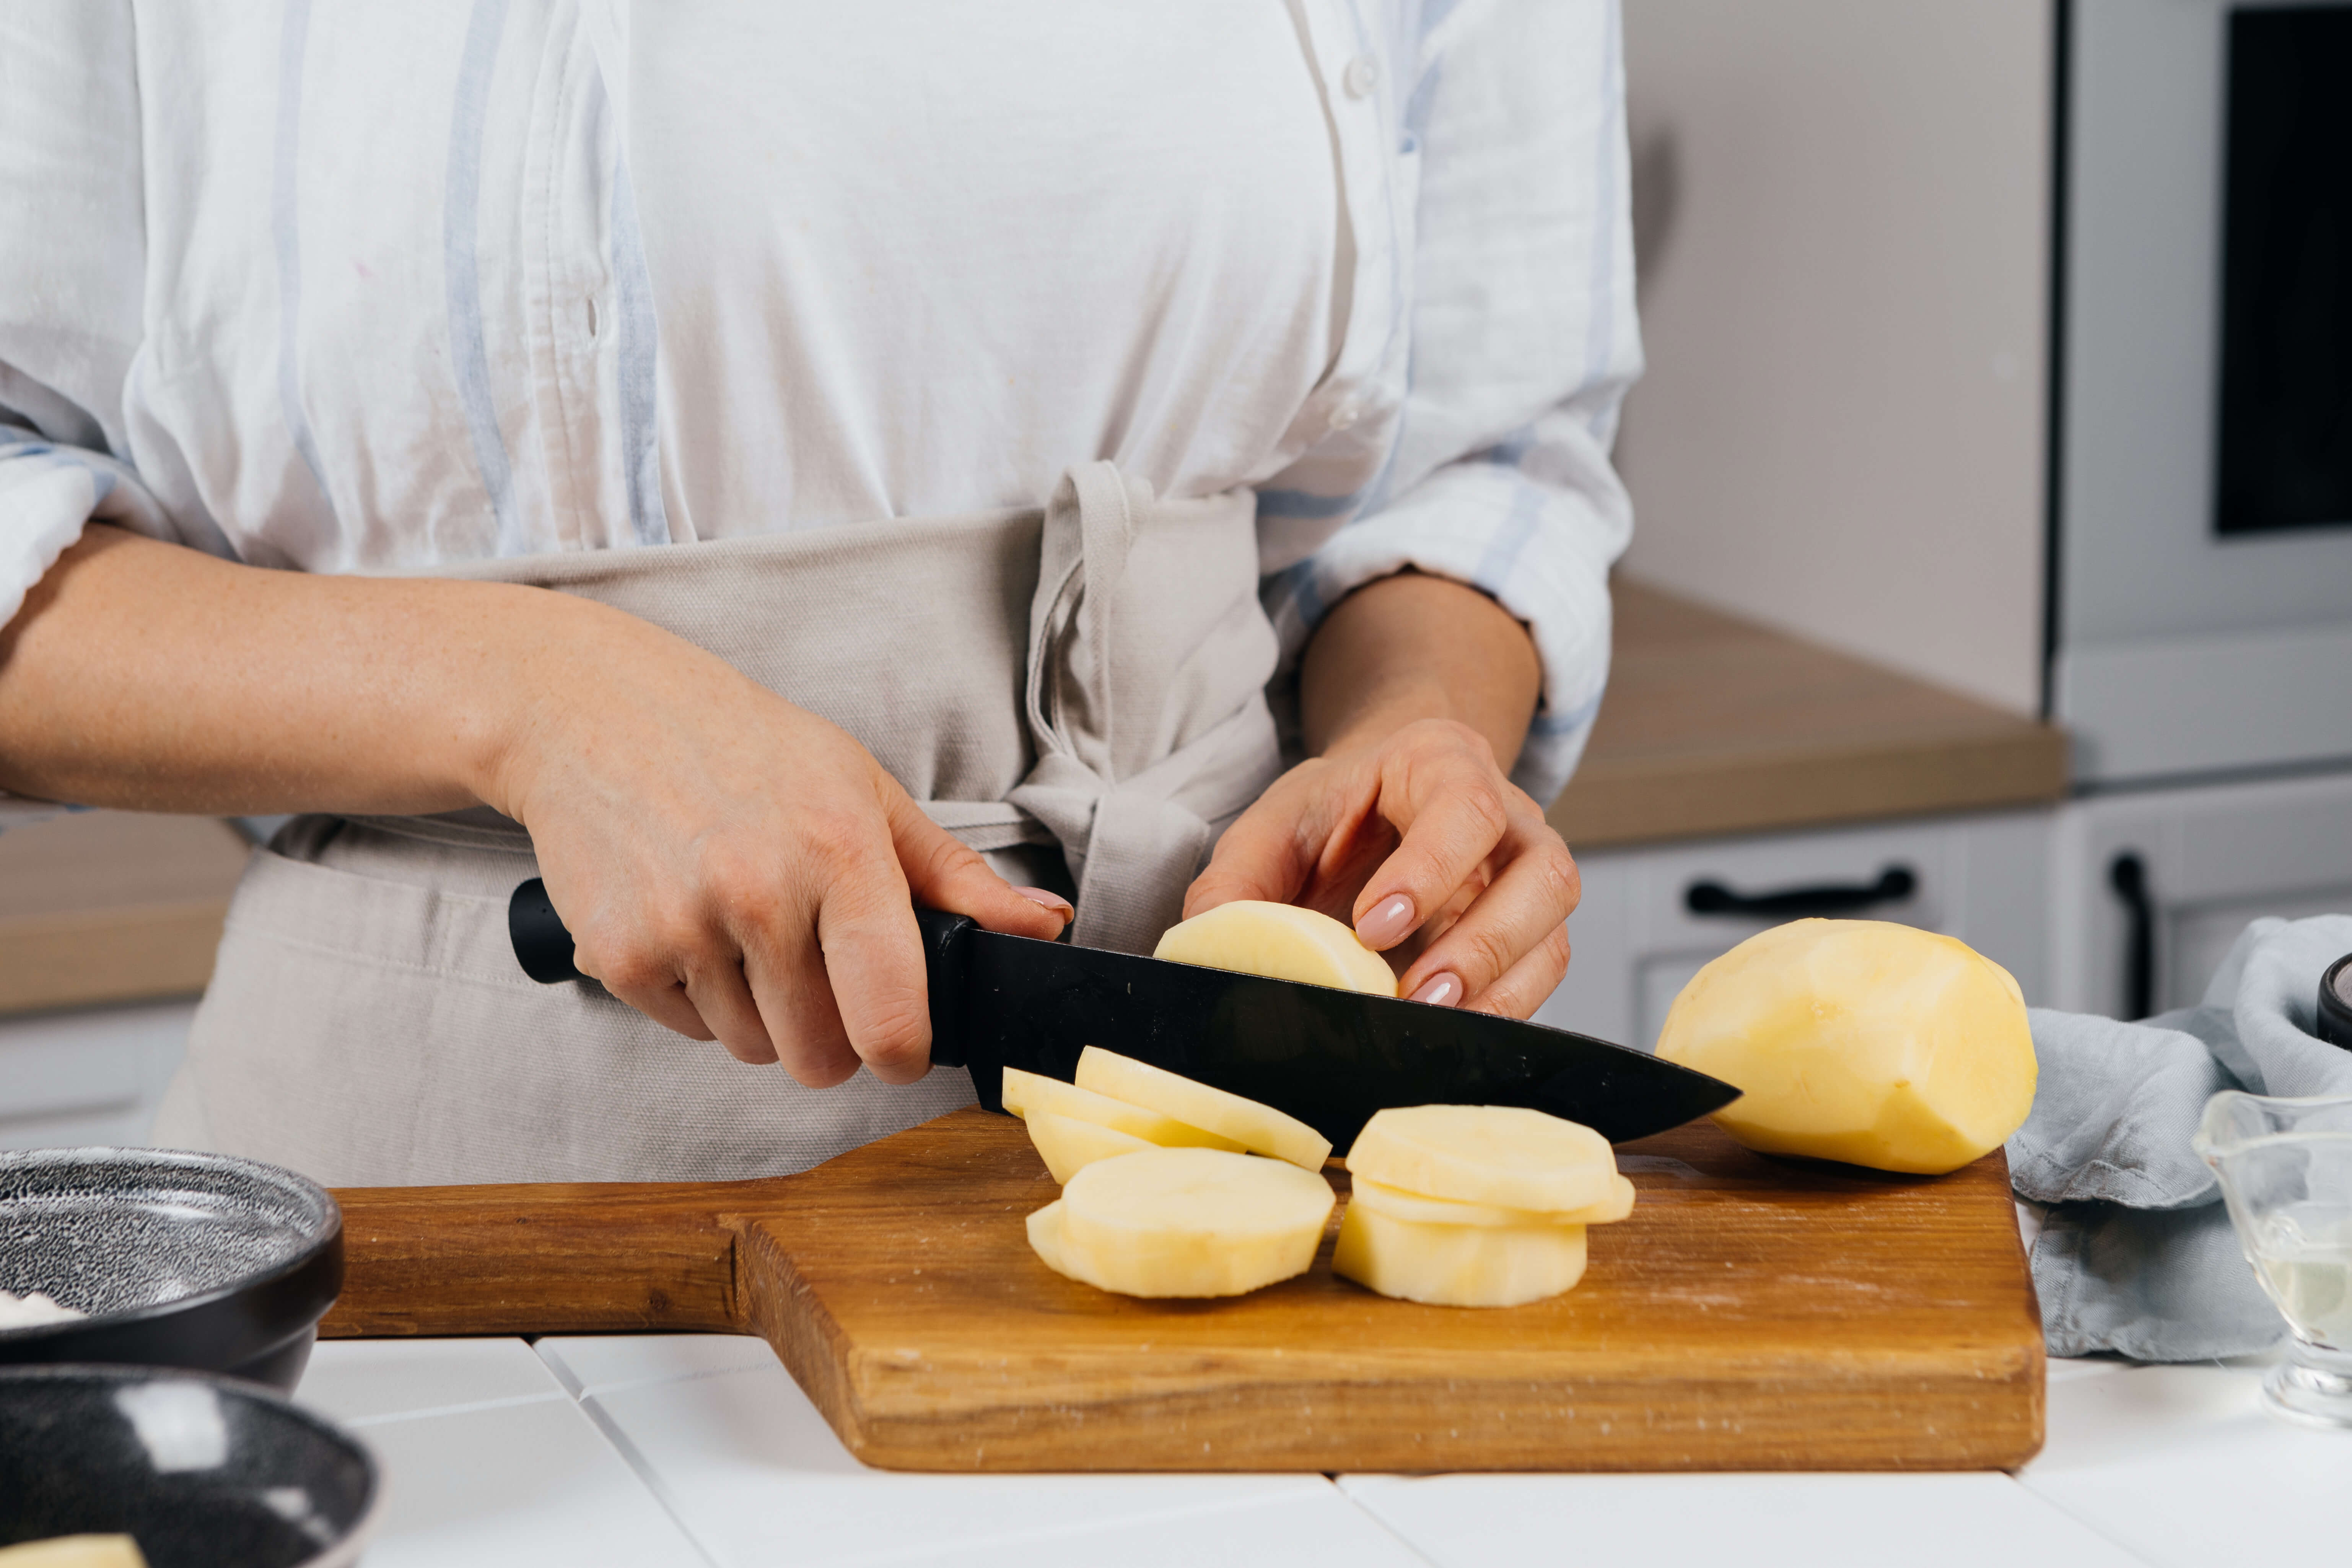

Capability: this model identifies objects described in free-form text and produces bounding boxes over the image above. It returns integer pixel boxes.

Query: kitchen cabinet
[2048,769,2352,1020]
[1539,808,2051,1050]
[0,1000,195,1152]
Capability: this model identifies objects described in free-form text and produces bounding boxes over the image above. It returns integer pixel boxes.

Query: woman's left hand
[1182,714,1579,1019]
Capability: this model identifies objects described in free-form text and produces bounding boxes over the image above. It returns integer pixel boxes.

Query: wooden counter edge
[0,899,231,1016]
[1549,722,2069,849]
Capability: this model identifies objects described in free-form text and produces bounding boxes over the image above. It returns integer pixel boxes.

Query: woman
[0,1,1636,1184]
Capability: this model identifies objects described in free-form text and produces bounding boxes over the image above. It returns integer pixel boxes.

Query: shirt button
[1343,57,1377,99]
[1328,399,1362,432]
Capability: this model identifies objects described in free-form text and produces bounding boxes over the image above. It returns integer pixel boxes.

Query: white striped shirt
[0,0,1638,805]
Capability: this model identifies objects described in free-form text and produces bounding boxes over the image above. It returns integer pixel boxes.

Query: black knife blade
[509,882,1740,1148]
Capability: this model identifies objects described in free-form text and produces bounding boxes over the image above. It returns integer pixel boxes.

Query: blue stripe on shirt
[1,439,119,504]
[1579,0,1624,434]
[1472,476,1545,598]
[1528,687,1603,738]
[444,0,522,555]
[1256,485,1370,522]
[271,0,335,514]
[607,127,670,548]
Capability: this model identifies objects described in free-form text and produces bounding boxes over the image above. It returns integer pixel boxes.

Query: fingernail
[1012,886,1074,921]
[1410,972,1463,1008]
[1356,894,1416,949]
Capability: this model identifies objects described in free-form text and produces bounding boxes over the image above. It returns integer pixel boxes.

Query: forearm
[1299,570,1541,769]
[0,524,587,815]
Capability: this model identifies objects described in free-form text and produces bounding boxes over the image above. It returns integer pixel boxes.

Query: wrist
[447,584,606,822]
[1315,683,1460,763]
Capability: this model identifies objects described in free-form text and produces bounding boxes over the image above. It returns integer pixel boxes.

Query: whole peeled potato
[1654,919,2036,1175]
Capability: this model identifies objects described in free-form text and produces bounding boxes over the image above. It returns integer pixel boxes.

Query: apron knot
[1005,462,1281,954]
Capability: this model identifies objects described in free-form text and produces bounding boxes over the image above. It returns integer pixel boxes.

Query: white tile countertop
[293,1335,2352,1568]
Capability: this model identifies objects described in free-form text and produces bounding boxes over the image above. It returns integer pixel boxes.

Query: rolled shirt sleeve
[0,0,174,633]
[1261,0,1640,805]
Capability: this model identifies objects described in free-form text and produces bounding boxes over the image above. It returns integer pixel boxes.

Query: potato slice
[1025,1199,1081,1278]
[1153,899,1397,996]
[1344,1105,1615,1212]
[999,1066,1242,1151]
[1025,1109,1156,1184]
[1654,919,2037,1174]
[0,1540,149,1568]
[1073,1047,1332,1170]
[1037,1147,1335,1297]
[1332,1204,1588,1307]
[1347,1172,1635,1228]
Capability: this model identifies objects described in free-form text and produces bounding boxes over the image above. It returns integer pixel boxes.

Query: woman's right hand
[0,527,1059,1086]
[480,595,1070,1087]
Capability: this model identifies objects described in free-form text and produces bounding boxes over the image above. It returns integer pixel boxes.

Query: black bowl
[0,1149,343,1392]
[0,1364,379,1567]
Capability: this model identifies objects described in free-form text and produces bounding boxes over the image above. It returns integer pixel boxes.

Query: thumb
[884,788,1071,940]
[1182,796,1312,920]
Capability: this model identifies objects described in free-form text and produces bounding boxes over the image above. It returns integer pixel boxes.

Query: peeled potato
[1332,1204,1588,1307]
[1153,899,1397,997]
[1030,1147,1335,1297]
[1025,1109,1156,1184]
[1654,919,2037,1175]
[1347,1172,1635,1229]
[1345,1105,1615,1212]
[1074,1046,1332,1170]
[1000,1066,1242,1151]
[0,1540,149,1568]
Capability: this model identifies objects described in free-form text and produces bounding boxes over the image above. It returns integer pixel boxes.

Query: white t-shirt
[634,1,1338,532]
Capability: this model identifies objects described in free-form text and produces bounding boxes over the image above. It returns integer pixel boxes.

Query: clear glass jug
[2194,1091,2352,1427]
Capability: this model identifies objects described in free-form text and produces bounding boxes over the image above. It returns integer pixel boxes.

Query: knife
[506,879,1739,1147]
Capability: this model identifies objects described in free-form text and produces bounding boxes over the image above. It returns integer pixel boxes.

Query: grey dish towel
[2008,913,2352,1361]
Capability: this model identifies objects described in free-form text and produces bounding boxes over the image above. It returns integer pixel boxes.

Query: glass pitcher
[2194,1091,2352,1428]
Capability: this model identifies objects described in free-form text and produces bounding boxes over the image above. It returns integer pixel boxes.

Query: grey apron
[150,464,1282,1185]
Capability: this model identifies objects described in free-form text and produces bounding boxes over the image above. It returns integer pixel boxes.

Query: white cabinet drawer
[0,1002,195,1150]
[1543,810,2052,1051]
[2051,769,2352,1017]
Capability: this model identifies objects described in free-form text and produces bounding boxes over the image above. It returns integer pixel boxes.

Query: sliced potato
[1332,1203,1589,1307]
[999,1066,1242,1151]
[1654,919,2037,1174]
[1344,1105,1615,1212]
[1035,1146,1335,1297]
[0,1539,150,1568]
[1025,1199,1080,1279]
[1153,899,1397,996]
[1346,1172,1635,1229]
[1073,1047,1332,1170]
[1025,1109,1156,1184]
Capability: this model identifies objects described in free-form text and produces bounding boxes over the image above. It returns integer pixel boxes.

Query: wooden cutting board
[321,1107,2043,1472]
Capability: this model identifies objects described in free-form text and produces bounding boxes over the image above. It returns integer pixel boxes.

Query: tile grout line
[1329,1486,1449,1568]
[531,1339,781,1405]
[570,1389,728,1568]
[801,1485,1391,1568]
[2001,1468,2172,1568]
[337,1389,568,1430]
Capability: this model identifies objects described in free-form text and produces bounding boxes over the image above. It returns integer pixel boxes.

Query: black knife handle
[509,878,583,983]
[913,904,976,1071]
[504,878,981,1071]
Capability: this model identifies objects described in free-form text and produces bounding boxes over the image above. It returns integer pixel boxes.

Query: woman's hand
[482,600,1072,1085]
[0,527,1069,1085]
[1185,717,1577,1017]
[1180,571,1577,1018]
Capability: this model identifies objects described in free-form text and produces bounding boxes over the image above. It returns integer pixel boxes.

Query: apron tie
[1006,463,1281,954]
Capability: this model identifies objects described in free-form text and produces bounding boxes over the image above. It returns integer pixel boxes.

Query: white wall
[1613,0,2053,716]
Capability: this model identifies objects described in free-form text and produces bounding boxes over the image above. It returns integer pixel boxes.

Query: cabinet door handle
[1683,865,1917,919]
[2108,851,2155,1021]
